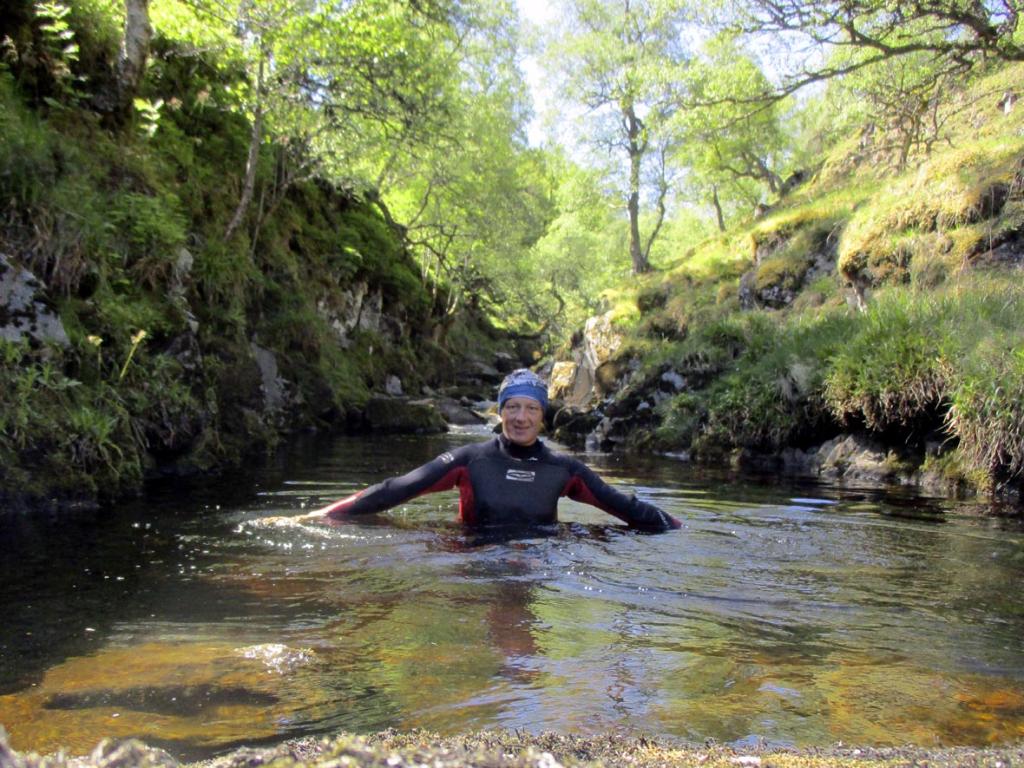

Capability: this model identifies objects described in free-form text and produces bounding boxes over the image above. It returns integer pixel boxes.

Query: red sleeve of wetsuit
[561,461,681,531]
[321,449,468,519]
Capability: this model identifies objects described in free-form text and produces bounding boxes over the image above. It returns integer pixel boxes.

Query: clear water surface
[2,427,1023,760]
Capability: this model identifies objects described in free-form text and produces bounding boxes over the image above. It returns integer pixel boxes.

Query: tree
[163,0,460,242]
[670,35,791,228]
[722,0,1023,101]
[825,33,967,170]
[92,0,153,121]
[546,0,690,274]
[375,0,556,342]
[527,157,630,334]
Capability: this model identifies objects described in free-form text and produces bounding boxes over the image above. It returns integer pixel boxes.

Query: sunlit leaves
[670,34,792,222]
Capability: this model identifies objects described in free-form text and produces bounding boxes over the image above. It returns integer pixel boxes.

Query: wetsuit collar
[498,433,545,460]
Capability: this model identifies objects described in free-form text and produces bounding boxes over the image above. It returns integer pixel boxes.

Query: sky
[513,0,559,147]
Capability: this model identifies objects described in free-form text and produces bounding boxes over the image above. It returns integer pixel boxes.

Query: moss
[920,450,989,495]
[791,275,840,311]
[753,255,806,292]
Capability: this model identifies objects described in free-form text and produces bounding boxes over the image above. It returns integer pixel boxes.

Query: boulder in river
[363,396,447,434]
[546,311,627,410]
[435,398,486,426]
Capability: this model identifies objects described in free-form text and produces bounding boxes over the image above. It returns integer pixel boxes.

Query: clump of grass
[942,284,1024,484]
[646,272,1024,491]
[0,341,146,499]
[821,277,1024,484]
[823,290,946,430]
[695,310,852,452]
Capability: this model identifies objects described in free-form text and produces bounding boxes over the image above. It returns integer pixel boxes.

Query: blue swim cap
[498,368,548,411]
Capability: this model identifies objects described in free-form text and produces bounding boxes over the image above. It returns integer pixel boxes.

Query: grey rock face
[0,254,70,346]
[250,342,288,412]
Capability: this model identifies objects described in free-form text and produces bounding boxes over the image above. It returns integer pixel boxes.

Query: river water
[2,427,1023,760]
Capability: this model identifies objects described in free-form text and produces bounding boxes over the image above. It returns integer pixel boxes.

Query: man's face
[501,396,544,446]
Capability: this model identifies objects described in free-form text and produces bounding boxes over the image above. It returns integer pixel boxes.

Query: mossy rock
[837,137,1024,288]
[735,217,840,310]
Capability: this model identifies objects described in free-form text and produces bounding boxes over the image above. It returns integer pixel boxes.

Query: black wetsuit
[322,435,680,531]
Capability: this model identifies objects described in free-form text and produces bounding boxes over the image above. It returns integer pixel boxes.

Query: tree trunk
[624,103,650,274]
[224,54,265,242]
[711,184,726,232]
[94,0,151,121]
[641,146,669,265]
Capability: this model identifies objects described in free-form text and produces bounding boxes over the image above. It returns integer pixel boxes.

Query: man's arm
[561,461,681,531]
[315,450,468,520]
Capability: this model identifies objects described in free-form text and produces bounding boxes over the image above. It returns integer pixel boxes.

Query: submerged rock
[732,433,922,488]
[777,434,911,485]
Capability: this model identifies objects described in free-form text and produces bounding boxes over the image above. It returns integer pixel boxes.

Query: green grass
[837,135,1024,287]
[623,61,1024,492]
[822,289,946,430]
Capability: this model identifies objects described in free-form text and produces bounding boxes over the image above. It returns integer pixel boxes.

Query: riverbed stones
[0,253,70,347]
[6,728,1024,768]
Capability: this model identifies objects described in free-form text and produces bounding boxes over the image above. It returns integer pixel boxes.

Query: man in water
[310,369,680,532]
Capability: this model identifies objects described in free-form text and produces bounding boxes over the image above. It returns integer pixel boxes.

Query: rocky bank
[542,310,990,497]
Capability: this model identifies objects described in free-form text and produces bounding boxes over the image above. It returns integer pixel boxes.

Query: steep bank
[0,20,519,512]
[547,63,1024,502]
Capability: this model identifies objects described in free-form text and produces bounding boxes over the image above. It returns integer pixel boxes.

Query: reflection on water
[2,429,1024,759]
